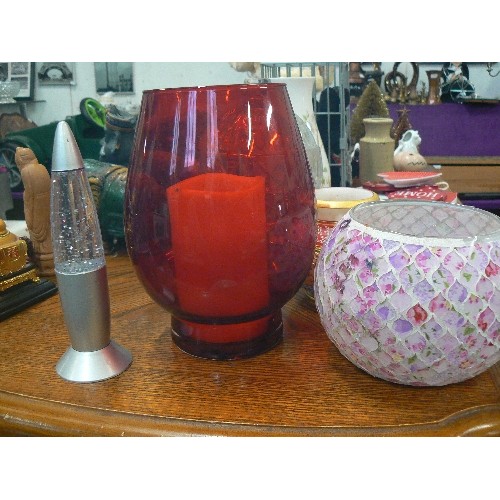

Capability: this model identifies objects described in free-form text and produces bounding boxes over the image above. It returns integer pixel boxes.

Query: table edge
[1,391,499,437]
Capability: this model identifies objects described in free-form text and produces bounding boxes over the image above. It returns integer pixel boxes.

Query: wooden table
[438,163,500,194]
[1,252,499,436]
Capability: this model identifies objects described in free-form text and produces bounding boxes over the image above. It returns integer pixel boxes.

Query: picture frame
[94,62,134,94]
[0,62,35,100]
[37,62,76,85]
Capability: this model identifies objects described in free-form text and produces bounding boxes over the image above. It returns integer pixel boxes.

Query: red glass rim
[141,82,287,95]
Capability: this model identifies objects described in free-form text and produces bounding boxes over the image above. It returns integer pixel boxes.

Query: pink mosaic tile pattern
[314,200,500,386]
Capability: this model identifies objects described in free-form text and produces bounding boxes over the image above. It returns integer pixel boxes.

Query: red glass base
[171,311,283,360]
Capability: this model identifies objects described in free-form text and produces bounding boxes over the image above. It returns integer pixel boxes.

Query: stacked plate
[378,171,442,188]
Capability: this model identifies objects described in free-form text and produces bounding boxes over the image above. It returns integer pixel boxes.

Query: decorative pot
[393,129,427,171]
[393,151,428,171]
[125,83,316,360]
[270,77,331,188]
[394,129,422,155]
[359,117,394,183]
[426,70,442,105]
[315,187,380,224]
[348,63,366,101]
[315,200,500,386]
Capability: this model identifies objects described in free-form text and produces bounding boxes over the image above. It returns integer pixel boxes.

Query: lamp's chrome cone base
[56,340,132,383]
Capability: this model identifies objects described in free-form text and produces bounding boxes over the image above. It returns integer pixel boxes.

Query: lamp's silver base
[56,340,132,383]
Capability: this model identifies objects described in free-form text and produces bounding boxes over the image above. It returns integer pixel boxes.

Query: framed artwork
[0,62,35,100]
[37,62,76,85]
[94,62,134,94]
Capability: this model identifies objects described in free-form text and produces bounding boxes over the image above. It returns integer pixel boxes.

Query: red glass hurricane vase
[125,84,316,360]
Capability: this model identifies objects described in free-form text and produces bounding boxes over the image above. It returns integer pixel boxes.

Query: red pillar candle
[166,172,269,340]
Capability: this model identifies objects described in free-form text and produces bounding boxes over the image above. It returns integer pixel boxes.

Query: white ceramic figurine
[393,129,428,171]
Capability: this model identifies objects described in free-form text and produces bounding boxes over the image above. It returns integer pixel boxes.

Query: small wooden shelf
[437,164,500,193]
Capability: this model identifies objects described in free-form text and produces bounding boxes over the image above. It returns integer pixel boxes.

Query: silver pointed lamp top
[51,121,85,172]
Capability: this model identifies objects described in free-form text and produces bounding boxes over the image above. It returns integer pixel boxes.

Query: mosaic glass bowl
[314,200,500,386]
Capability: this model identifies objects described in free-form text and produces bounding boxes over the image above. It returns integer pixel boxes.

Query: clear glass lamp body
[51,170,105,274]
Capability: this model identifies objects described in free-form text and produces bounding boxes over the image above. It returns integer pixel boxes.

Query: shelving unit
[260,62,351,186]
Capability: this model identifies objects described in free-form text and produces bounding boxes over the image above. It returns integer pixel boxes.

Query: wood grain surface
[439,164,500,193]
[1,252,499,436]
